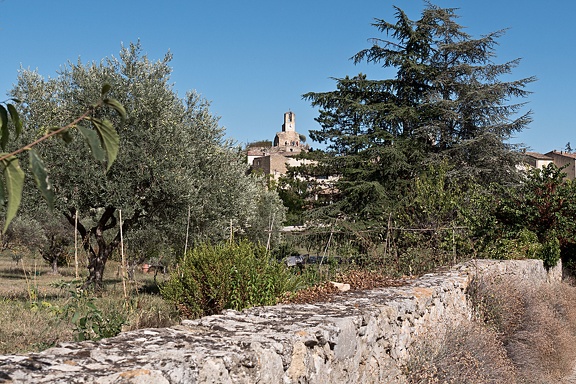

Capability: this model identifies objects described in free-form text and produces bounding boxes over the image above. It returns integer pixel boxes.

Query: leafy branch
[0,84,126,231]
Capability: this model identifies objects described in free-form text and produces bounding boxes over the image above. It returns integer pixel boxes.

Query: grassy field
[0,251,181,354]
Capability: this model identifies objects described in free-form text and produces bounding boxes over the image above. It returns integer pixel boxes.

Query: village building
[522,151,554,170]
[247,111,313,180]
[246,111,339,205]
[522,150,576,179]
[544,150,576,179]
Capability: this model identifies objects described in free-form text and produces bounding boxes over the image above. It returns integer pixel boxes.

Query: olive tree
[12,42,281,289]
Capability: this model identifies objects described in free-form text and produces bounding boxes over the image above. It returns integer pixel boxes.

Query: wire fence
[278,222,472,277]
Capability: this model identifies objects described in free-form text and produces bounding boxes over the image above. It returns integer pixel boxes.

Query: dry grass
[407,274,576,384]
[0,252,181,354]
[473,276,576,384]
[0,298,74,354]
[405,320,517,384]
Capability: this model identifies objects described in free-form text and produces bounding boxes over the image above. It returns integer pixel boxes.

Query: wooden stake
[184,205,191,257]
[266,212,275,251]
[229,219,233,244]
[119,209,128,301]
[383,213,392,261]
[452,226,456,264]
[74,210,79,279]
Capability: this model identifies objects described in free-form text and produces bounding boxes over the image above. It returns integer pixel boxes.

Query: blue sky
[0,0,573,153]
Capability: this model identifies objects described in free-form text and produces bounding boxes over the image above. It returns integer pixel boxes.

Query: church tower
[274,111,301,150]
[249,111,310,180]
[282,111,295,132]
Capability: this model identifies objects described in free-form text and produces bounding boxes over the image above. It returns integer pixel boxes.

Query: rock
[330,281,351,292]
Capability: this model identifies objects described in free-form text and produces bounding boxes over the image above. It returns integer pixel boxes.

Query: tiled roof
[546,150,576,159]
[524,151,553,160]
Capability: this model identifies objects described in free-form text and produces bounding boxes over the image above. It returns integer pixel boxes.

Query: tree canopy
[11,42,284,288]
[302,3,534,224]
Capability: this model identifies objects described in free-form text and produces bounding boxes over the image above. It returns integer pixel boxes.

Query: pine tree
[303,3,534,223]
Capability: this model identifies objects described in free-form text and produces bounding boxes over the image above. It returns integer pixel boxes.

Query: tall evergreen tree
[303,3,534,223]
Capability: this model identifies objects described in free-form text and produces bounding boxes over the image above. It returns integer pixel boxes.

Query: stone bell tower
[283,111,295,132]
[274,111,301,151]
[249,111,310,180]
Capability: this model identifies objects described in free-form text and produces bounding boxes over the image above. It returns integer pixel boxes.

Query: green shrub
[160,240,302,318]
[481,229,542,261]
[538,234,561,269]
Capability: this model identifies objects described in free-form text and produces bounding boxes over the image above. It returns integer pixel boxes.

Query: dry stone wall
[0,259,561,383]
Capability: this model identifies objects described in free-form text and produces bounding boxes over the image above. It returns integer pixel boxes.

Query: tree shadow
[138,280,161,295]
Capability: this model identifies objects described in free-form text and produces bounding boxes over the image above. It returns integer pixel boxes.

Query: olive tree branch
[0,109,92,162]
